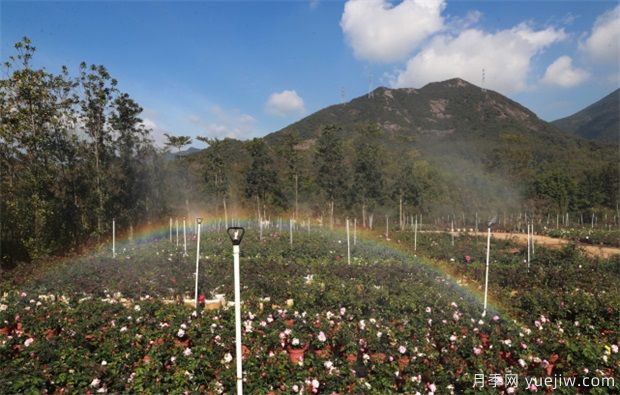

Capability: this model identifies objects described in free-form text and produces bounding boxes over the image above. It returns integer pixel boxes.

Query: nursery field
[1,227,619,394]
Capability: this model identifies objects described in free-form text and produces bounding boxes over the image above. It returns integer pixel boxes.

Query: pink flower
[318,331,327,342]
[493,315,500,321]
[398,345,406,354]
[529,383,538,391]
[473,347,482,355]
[425,307,432,313]
[24,338,34,347]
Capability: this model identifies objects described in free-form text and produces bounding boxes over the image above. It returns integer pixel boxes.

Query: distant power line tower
[368,72,374,98]
[481,68,486,93]
[340,86,346,103]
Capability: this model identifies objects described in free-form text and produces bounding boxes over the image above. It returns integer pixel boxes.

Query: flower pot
[287,347,306,364]
[346,353,357,365]
[284,319,295,328]
[205,299,222,310]
[398,356,410,370]
[370,352,387,363]
[313,346,332,359]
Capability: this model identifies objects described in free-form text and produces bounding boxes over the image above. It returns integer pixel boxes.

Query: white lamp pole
[227,227,246,395]
[176,218,179,247]
[289,218,293,247]
[169,217,172,243]
[194,218,203,309]
[353,218,357,246]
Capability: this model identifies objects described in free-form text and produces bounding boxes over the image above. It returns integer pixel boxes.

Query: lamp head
[196,217,203,225]
[227,227,245,245]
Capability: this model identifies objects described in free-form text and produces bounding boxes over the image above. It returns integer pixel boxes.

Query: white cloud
[393,23,566,93]
[265,90,305,117]
[140,117,168,148]
[542,56,590,88]
[448,10,482,32]
[580,4,620,64]
[195,107,257,140]
[340,0,445,63]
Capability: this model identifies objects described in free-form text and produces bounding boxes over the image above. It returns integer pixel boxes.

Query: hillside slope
[552,89,619,143]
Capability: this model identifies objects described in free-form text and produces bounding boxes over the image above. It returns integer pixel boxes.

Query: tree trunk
[399,195,403,230]
[362,203,366,228]
[294,174,298,221]
[223,197,228,229]
[330,200,334,230]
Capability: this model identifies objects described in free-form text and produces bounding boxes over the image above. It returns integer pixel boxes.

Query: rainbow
[36,214,512,321]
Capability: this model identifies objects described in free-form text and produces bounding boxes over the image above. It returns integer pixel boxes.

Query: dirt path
[495,232,619,259]
[449,231,620,258]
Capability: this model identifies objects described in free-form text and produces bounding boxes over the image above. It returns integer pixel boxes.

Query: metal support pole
[183,218,187,256]
[346,218,351,265]
[414,216,418,254]
[194,220,202,309]
[482,227,491,317]
[112,218,116,258]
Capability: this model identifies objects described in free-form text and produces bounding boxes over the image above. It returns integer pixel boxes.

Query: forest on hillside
[1,38,618,266]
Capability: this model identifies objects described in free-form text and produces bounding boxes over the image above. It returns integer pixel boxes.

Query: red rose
[335,255,342,261]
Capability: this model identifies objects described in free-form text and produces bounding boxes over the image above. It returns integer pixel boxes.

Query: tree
[352,125,384,227]
[108,92,151,228]
[245,138,287,218]
[278,131,302,219]
[164,134,192,153]
[1,37,78,259]
[78,61,118,237]
[198,136,231,224]
[314,125,347,228]
[531,170,576,214]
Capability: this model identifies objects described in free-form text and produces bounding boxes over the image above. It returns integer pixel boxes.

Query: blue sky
[2,1,618,147]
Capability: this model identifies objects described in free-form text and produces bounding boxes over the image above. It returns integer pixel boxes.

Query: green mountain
[190,78,617,215]
[552,89,619,143]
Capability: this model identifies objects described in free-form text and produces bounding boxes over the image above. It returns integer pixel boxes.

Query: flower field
[1,229,619,394]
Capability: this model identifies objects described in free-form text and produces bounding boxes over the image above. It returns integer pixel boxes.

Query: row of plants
[1,229,619,393]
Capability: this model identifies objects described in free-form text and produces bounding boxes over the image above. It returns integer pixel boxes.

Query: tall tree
[1,37,77,258]
[278,131,302,219]
[108,92,151,228]
[352,125,384,227]
[198,136,231,222]
[245,138,287,218]
[314,125,347,228]
[78,62,118,237]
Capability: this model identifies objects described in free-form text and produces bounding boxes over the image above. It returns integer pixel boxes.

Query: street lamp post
[227,227,245,395]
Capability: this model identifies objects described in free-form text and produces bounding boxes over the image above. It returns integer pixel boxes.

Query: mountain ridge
[551,89,619,143]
